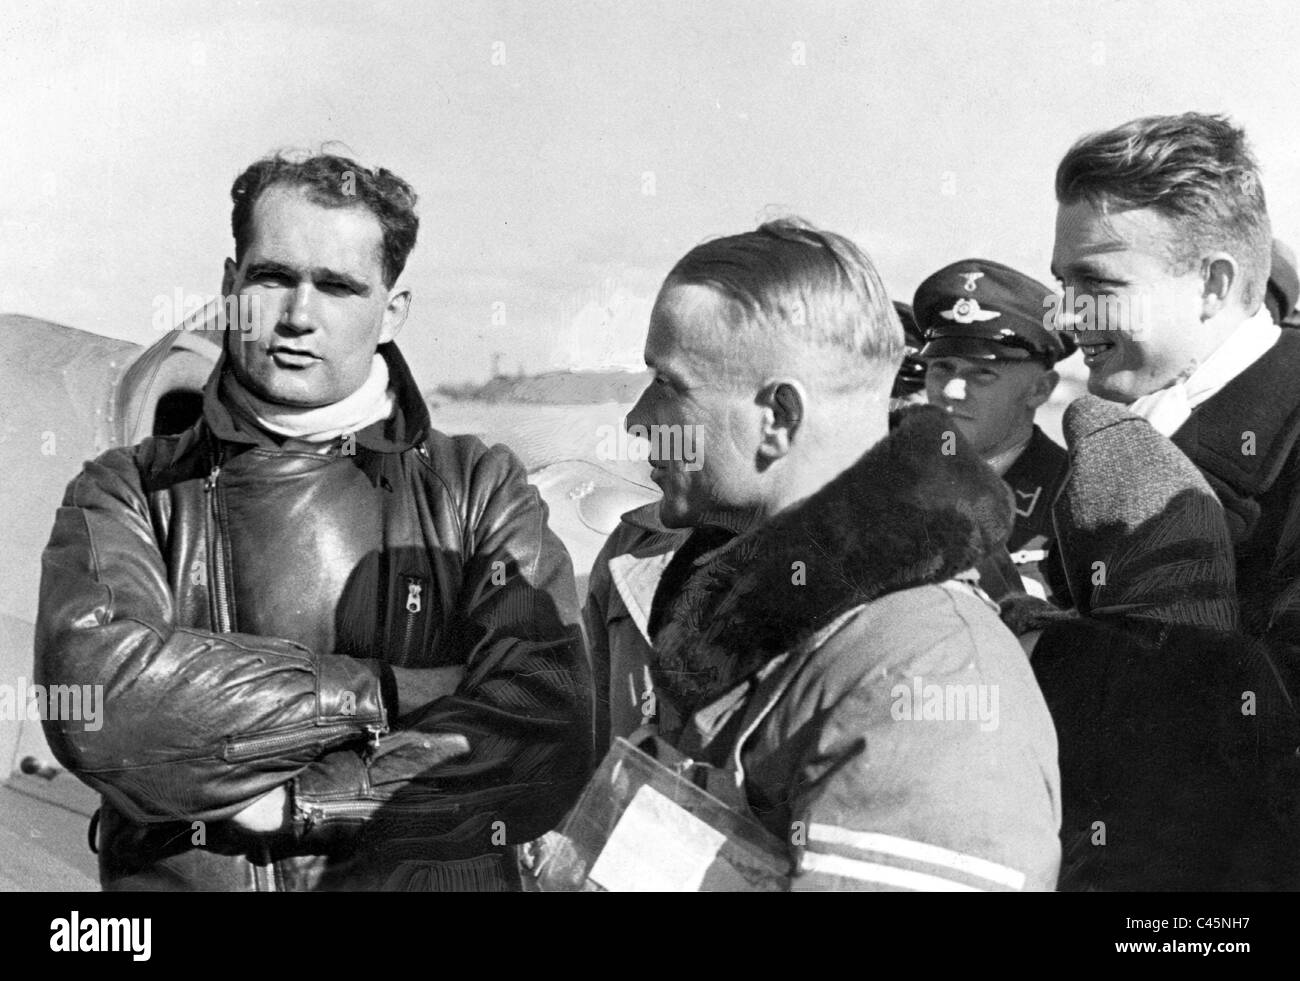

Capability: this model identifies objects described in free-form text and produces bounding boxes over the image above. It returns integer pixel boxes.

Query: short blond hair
[1057,113,1272,308]
[665,217,904,391]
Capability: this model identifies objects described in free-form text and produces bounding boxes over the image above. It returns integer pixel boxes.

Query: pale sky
[4,0,1299,384]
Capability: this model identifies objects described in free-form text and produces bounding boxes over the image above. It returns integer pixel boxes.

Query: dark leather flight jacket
[35,343,591,890]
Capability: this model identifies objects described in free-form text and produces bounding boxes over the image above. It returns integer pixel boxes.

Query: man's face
[626,283,762,529]
[924,355,1051,457]
[222,184,407,407]
[1052,201,1207,403]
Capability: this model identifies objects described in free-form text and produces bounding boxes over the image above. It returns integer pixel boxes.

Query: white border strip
[809,824,1025,890]
[801,851,981,891]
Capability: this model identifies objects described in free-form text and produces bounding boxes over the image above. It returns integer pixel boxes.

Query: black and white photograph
[1,0,1296,954]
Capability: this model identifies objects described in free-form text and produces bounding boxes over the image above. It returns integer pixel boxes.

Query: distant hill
[433,369,650,405]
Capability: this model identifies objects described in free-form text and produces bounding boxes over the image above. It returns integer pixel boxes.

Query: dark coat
[35,343,591,891]
[1006,396,1299,890]
[1004,424,1069,554]
[1171,329,1300,652]
[1003,424,1070,602]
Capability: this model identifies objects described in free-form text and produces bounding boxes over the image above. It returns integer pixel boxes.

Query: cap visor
[919,337,1034,361]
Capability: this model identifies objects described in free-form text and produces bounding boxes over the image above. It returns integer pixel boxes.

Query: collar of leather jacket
[201,341,432,455]
[651,404,1015,711]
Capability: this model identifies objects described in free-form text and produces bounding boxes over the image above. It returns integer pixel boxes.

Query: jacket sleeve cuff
[314,654,391,729]
[291,749,375,847]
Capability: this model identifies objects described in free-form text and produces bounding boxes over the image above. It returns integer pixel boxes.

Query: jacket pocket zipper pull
[299,803,324,836]
[405,581,423,614]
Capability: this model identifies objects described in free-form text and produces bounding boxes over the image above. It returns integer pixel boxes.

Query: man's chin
[237,369,333,408]
[655,500,695,530]
[657,490,715,530]
[1084,368,1141,404]
[251,385,324,408]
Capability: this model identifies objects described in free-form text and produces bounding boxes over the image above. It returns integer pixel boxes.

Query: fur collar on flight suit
[652,405,1015,712]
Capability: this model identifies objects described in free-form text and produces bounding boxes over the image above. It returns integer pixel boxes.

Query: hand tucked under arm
[231,785,290,833]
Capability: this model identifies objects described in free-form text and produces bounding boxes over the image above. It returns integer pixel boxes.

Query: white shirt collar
[1127,306,1281,437]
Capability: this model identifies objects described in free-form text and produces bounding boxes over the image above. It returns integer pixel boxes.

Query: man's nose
[625,385,654,433]
[942,378,967,402]
[281,284,318,334]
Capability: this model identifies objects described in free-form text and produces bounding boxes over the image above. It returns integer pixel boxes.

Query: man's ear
[1200,252,1238,319]
[757,379,806,462]
[379,287,412,344]
[1026,367,1059,411]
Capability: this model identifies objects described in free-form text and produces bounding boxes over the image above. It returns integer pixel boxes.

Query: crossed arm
[230,664,464,831]
[36,440,592,852]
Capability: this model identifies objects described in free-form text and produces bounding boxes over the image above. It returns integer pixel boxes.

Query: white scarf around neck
[225,353,396,443]
[1127,306,1281,437]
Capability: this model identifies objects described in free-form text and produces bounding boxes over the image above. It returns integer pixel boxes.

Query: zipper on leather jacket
[299,799,383,826]
[224,721,368,762]
[365,723,384,757]
[300,781,522,829]
[205,464,234,634]
[296,797,478,829]
[396,574,427,666]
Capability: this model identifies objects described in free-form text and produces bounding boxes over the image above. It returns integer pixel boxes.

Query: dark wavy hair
[1056,113,1272,308]
[230,151,419,288]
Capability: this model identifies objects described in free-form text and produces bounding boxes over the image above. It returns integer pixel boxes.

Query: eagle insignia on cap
[960,271,984,292]
[940,297,1001,324]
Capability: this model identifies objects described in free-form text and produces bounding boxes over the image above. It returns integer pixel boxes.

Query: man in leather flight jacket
[34,152,592,891]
